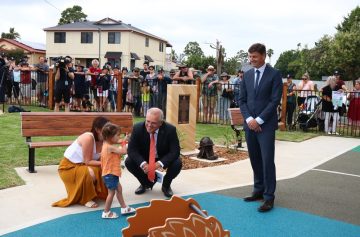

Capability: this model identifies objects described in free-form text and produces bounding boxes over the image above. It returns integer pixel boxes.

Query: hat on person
[334,70,340,76]
[238,69,244,73]
[148,65,155,70]
[170,69,176,74]
[220,72,230,78]
[287,74,293,78]
[207,65,215,71]
[157,68,164,73]
[178,64,187,68]
[102,66,109,70]
[133,67,140,72]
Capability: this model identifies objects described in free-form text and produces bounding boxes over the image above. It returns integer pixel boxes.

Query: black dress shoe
[258,199,274,212]
[135,185,146,195]
[243,193,263,202]
[161,186,173,198]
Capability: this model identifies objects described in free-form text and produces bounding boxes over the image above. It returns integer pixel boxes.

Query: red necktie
[148,133,156,182]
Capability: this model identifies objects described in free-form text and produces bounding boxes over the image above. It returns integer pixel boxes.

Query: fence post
[196,77,201,122]
[48,68,54,110]
[116,74,123,112]
[280,82,288,131]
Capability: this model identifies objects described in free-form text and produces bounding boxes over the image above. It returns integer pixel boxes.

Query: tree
[336,6,360,32]
[1,27,21,40]
[274,49,299,77]
[170,49,178,62]
[236,50,248,64]
[223,56,241,75]
[5,49,26,64]
[266,48,274,65]
[183,41,204,57]
[58,5,87,25]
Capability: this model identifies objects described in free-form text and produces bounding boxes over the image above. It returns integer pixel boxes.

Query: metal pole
[98,28,101,65]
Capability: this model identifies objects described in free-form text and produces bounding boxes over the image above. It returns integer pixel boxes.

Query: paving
[0,136,359,235]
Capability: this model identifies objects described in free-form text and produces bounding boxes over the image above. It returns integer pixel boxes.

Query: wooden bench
[21,112,133,173]
[228,108,244,148]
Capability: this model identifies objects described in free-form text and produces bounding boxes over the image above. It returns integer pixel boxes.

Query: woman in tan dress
[52,117,109,208]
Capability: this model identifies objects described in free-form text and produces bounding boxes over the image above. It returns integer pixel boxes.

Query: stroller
[294,95,323,131]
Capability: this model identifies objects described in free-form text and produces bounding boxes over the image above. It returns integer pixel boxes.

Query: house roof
[43,18,172,47]
[0,38,45,54]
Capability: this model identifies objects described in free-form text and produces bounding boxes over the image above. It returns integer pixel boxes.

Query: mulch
[181,146,248,170]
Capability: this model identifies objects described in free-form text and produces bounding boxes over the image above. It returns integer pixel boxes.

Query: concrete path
[0,136,359,235]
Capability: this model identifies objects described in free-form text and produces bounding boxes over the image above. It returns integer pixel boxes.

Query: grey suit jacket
[239,64,283,130]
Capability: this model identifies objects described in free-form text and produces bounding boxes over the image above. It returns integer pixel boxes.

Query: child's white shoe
[102,211,119,219]
[121,206,136,215]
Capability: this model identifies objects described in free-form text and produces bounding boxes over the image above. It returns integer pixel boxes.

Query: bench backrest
[21,112,133,137]
[228,108,244,126]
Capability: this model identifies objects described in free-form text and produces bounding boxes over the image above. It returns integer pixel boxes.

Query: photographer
[54,56,74,112]
[0,53,7,103]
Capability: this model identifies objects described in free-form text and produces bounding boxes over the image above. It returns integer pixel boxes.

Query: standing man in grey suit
[239,43,283,212]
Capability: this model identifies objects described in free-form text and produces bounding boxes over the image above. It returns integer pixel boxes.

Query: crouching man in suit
[125,107,182,198]
[239,43,283,212]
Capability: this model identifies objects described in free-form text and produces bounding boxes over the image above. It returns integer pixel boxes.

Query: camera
[54,56,72,68]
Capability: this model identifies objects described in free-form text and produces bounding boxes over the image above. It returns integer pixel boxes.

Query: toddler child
[101,123,135,218]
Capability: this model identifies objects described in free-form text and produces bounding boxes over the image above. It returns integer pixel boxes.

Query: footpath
[0,136,359,235]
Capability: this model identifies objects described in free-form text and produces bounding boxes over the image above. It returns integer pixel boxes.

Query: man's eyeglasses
[302,78,308,80]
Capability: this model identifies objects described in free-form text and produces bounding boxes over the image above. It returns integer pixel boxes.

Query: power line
[43,0,61,12]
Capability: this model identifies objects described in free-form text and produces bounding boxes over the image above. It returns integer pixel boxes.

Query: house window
[108,32,121,44]
[159,42,164,52]
[107,58,121,68]
[145,37,149,47]
[54,32,66,43]
[81,32,93,43]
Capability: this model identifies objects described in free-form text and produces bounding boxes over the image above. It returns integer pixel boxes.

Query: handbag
[222,88,234,100]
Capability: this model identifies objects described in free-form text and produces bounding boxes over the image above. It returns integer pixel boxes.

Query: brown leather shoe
[258,199,274,212]
[243,193,263,202]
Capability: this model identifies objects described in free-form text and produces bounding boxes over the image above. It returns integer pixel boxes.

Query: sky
[0,0,359,65]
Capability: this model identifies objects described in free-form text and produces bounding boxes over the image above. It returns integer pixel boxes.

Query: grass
[0,106,317,189]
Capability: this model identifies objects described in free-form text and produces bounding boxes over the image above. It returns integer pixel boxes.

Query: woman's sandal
[121,206,136,215]
[84,200,99,208]
[102,211,119,219]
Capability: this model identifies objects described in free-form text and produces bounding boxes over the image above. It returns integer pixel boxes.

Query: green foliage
[5,49,26,64]
[223,56,241,75]
[236,50,248,64]
[184,41,204,57]
[274,50,299,76]
[274,6,360,81]
[1,27,20,40]
[58,5,87,25]
[336,6,360,32]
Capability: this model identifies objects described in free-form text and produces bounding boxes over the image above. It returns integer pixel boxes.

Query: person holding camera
[54,57,74,112]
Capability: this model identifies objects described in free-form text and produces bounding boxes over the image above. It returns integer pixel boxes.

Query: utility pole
[210,39,222,75]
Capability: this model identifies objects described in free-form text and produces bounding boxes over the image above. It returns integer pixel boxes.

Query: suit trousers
[245,127,276,201]
[125,157,182,188]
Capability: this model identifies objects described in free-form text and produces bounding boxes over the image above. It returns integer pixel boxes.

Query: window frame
[54,32,66,43]
[108,32,121,44]
[145,37,149,47]
[81,32,93,44]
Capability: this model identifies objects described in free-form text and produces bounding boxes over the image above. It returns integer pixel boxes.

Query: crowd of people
[285,71,360,135]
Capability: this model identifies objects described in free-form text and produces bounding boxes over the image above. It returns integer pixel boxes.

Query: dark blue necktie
[254,69,260,93]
